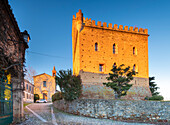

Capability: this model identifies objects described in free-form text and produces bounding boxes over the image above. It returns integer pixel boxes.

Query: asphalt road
[17,103,155,125]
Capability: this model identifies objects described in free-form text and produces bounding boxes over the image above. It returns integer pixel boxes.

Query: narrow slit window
[113,44,118,54]
[95,42,98,51]
[133,64,136,71]
[133,47,137,55]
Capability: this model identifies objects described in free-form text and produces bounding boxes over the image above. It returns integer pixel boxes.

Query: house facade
[0,0,30,124]
[23,80,34,103]
[33,67,56,101]
[72,10,151,100]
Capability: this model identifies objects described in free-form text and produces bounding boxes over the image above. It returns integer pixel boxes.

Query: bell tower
[52,66,56,77]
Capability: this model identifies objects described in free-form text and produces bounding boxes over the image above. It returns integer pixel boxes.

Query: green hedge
[52,92,63,102]
[34,94,39,103]
[149,95,164,101]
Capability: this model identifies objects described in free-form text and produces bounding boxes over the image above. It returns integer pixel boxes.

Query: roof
[33,73,52,78]
[24,79,34,86]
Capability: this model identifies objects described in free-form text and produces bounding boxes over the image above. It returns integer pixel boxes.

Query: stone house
[33,67,56,101]
[72,10,151,100]
[23,79,34,103]
[0,0,30,124]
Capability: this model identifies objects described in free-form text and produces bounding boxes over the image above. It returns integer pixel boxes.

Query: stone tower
[72,10,151,100]
[52,66,56,77]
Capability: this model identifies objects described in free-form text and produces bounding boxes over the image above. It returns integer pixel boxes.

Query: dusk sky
[9,0,170,100]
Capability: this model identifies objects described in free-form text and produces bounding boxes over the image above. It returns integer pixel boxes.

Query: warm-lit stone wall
[54,99,170,123]
[72,10,151,99]
[80,71,151,100]
[33,73,56,101]
[72,10,149,78]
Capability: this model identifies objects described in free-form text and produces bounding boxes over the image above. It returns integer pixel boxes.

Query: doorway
[43,93,47,100]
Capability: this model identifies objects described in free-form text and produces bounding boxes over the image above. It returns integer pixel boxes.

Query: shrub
[56,69,82,101]
[34,94,39,103]
[149,95,164,101]
[144,96,149,100]
[103,64,137,99]
[52,92,63,102]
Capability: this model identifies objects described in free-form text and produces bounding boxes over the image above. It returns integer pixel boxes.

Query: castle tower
[52,66,56,77]
[72,10,152,100]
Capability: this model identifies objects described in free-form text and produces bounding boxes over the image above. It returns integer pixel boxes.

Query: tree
[25,66,37,84]
[55,69,82,101]
[34,94,39,103]
[149,77,160,96]
[103,64,137,99]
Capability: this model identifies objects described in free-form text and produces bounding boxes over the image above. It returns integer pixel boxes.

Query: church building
[33,67,56,101]
[72,10,152,100]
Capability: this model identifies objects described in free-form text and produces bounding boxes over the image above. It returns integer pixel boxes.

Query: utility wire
[26,50,69,59]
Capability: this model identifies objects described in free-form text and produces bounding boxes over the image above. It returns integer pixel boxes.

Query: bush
[34,94,39,103]
[149,95,164,101]
[144,96,149,100]
[56,69,82,101]
[52,92,63,102]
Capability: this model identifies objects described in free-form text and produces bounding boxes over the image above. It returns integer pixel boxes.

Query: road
[17,103,155,125]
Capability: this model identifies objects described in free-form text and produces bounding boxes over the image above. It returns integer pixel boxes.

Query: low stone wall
[53,99,170,123]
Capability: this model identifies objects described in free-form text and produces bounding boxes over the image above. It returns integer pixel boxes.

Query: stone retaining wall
[79,71,152,100]
[53,99,170,123]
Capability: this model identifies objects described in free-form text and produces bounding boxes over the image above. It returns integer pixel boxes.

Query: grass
[23,103,32,112]
[23,103,31,107]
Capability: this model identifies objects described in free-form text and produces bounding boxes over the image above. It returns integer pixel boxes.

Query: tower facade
[72,10,151,100]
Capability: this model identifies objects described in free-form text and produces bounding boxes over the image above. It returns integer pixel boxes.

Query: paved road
[18,103,155,125]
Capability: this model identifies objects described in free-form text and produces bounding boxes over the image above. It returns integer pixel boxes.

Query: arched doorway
[42,90,48,100]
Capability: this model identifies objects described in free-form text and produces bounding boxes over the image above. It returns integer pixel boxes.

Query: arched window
[95,42,98,51]
[133,64,138,72]
[113,44,118,54]
[114,62,117,67]
[133,47,137,55]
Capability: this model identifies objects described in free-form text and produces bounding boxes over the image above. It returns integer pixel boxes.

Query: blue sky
[9,0,170,100]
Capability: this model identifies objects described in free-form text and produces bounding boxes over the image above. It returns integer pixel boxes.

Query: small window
[114,62,117,67]
[43,81,46,87]
[99,64,104,72]
[29,86,31,92]
[95,42,98,51]
[133,64,136,71]
[23,92,25,98]
[113,44,118,54]
[26,84,28,90]
[27,93,28,99]
[133,47,137,55]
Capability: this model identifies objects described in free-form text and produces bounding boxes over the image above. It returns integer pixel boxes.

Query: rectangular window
[29,86,31,92]
[26,84,28,90]
[43,81,46,87]
[99,64,104,72]
[23,92,25,98]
